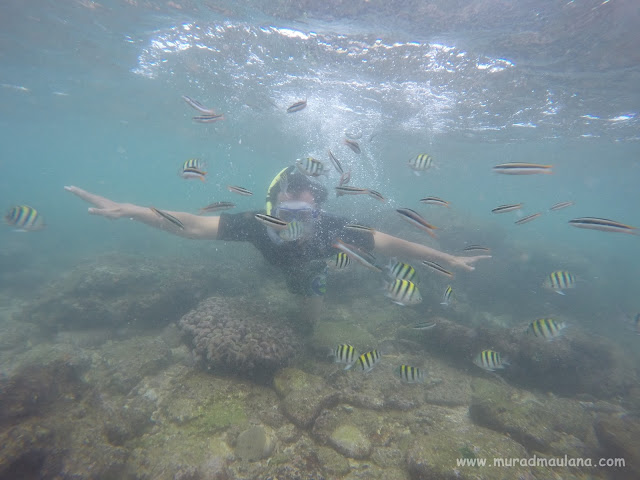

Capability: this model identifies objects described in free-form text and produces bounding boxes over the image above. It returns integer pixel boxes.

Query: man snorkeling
[64,165,490,326]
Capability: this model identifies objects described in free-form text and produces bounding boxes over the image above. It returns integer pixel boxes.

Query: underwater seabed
[0,252,639,480]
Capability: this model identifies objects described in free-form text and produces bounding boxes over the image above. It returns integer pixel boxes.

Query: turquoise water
[1,1,640,477]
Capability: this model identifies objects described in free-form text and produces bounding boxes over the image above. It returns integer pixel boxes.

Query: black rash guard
[217,210,375,295]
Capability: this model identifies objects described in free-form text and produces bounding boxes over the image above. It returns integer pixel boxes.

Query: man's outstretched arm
[64,186,220,240]
[372,230,490,272]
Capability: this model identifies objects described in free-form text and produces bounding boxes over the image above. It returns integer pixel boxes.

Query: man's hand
[64,186,129,219]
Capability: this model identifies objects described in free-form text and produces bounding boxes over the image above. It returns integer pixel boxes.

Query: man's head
[265,165,328,217]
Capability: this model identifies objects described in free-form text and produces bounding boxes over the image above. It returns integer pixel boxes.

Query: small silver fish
[150,207,185,230]
[420,197,450,207]
[549,201,575,212]
[328,150,344,174]
[192,113,225,123]
[227,185,253,196]
[255,213,288,230]
[492,162,552,175]
[568,217,637,235]
[412,321,436,330]
[492,203,523,214]
[338,170,351,186]
[198,201,236,214]
[333,239,382,272]
[182,95,217,115]
[287,99,307,113]
[344,138,361,154]
[422,260,453,278]
[515,212,542,225]
[396,208,438,238]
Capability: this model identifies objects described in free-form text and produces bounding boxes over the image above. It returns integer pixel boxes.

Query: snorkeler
[64,165,490,325]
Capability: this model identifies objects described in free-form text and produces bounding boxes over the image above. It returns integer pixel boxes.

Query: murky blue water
[1,1,639,350]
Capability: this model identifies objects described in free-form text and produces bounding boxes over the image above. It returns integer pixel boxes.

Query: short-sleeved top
[217,210,375,270]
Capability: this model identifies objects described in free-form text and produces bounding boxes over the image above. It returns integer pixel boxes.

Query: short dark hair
[286,168,328,204]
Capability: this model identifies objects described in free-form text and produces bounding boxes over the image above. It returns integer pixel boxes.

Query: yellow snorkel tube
[265,166,294,216]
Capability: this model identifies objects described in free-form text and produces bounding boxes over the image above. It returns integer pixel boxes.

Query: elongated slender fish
[182,95,217,115]
[568,217,637,235]
[549,201,575,212]
[335,186,369,197]
[150,207,185,230]
[412,321,437,330]
[227,185,253,196]
[493,162,553,175]
[345,224,375,233]
[344,138,361,154]
[328,150,344,174]
[396,208,438,238]
[367,189,386,202]
[287,99,307,113]
[339,170,351,186]
[333,238,382,272]
[192,113,225,123]
[254,213,288,230]
[421,260,453,278]
[492,203,522,214]
[463,245,491,253]
[198,201,236,214]
[515,212,542,225]
[420,196,450,207]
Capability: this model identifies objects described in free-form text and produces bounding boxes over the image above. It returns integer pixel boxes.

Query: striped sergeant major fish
[473,350,508,372]
[408,154,433,175]
[396,208,438,238]
[331,344,358,370]
[492,203,522,214]
[286,99,307,113]
[4,205,45,231]
[296,157,328,177]
[150,207,185,230]
[492,162,553,175]
[397,364,425,384]
[181,158,207,182]
[357,350,381,373]
[329,252,351,270]
[568,217,637,235]
[384,279,422,306]
[332,239,382,273]
[182,95,216,115]
[441,285,453,306]
[544,270,576,295]
[385,260,418,283]
[528,318,567,340]
[227,185,254,196]
[279,221,304,241]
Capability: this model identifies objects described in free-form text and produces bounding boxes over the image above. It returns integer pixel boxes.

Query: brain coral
[179,296,301,380]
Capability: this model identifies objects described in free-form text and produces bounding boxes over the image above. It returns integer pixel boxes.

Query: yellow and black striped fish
[181,158,207,181]
[441,285,453,306]
[279,220,304,241]
[397,364,425,383]
[544,270,576,295]
[4,205,45,231]
[357,350,381,372]
[386,260,418,283]
[296,157,328,177]
[331,344,358,370]
[473,350,508,372]
[330,252,351,270]
[408,153,433,175]
[385,279,422,306]
[528,318,566,340]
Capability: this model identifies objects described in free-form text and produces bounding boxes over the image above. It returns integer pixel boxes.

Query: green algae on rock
[328,424,372,459]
